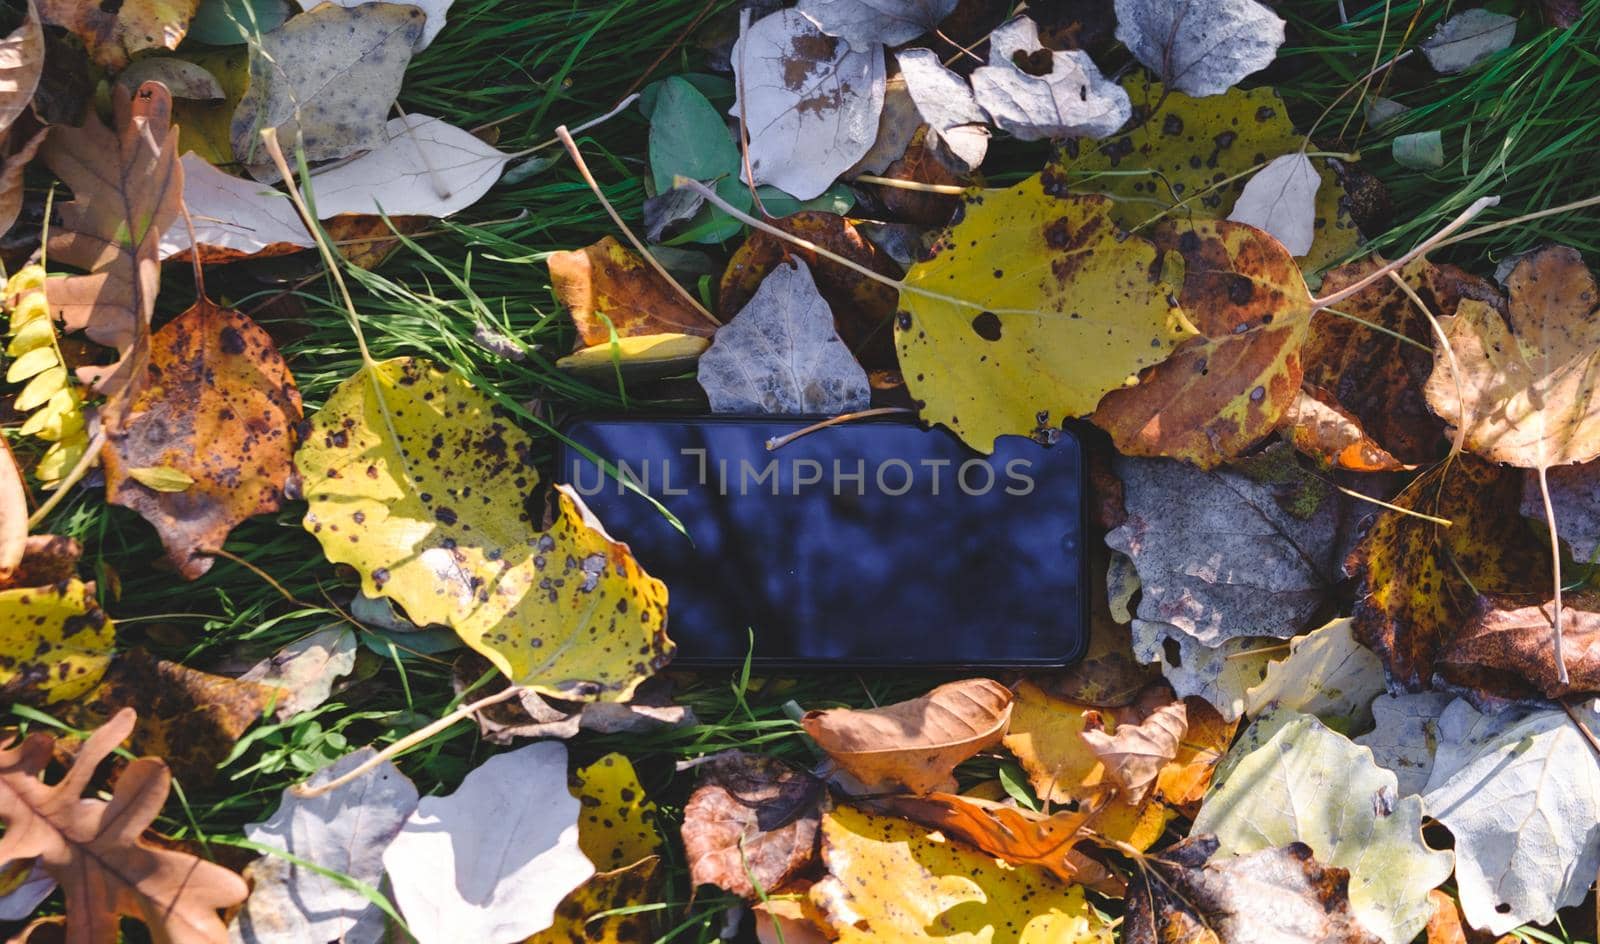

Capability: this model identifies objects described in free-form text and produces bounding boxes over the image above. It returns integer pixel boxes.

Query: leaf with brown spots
[551,236,720,349]
[719,211,903,368]
[0,578,113,706]
[101,298,302,579]
[41,82,182,396]
[0,534,82,590]
[803,678,1012,795]
[526,856,663,944]
[1091,219,1313,467]
[61,648,273,785]
[895,177,1195,453]
[681,751,823,900]
[870,793,1094,884]
[294,356,673,700]
[1437,592,1600,702]
[37,0,198,69]
[1348,455,1550,694]
[0,708,248,944]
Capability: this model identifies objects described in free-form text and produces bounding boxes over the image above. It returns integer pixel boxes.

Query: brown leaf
[37,0,196,69]
[870,128,968,226]
[871,792,1093,884]
[1348,454,1551,694]
[1280,386,1409,472]
[681,751,823,900]
[450,652,695,743]
[0,1,42,136]
[0,436,23,583]
[1423,888,1520,944]
[0,534,81,590]
[0,127,47,238]
[1426,245,1600,467]
[326,214,432,271]
[1090,219,1312,468]
[753,884,831,944]
[549,236,720,349]
[101,299,302,579]
[1126,836,1382,944]
[1437,592,1600,701]
[0,708,247,944]
[802,678,1013,795]
[41,82,182,395]
[1156,697,1236,809]
[1080,699,1186,806]
[718,211,904,369]
[61,649,274,785]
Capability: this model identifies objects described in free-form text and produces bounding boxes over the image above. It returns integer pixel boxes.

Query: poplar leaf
[795,0,956,51]
[1114,0,1285,98]
[969,15,1131,142]
[1228,153,1320,256]
[0,579,114,705]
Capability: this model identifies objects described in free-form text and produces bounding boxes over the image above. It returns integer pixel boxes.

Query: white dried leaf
[239,625,359,720]
[1227,152,1320,256]
[161,153,314,259]
[730,9,887,200]
[382,740,593,943]
[1132,620,1275,722]
[796,0,956,51]
[1419,9,1517,74]
[1244,617,1386,731]
[895,48,990,168]
[295,0,454,49]
[969,16,1129,141]
[305,114,509,218]
[1114,0,1285,98]
[1354,692,1455,797]
[698,258,870,415]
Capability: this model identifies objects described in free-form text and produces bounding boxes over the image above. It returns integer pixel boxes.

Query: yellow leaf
[895,179,1193,453]
[570,752,662,871]
[15,364,64,412]
[1001,681,1110,806]
[4,269,90,492]
[1053,76,1359,275]
[35,438,88,491]
[173,46,251,168]
[7,315,52,353]
[18,388,85,440]
[555,333,710,379]
[295,357,673,700]
[4,344,54,382]
[125,466,196,493]
[809,805,1113,944]
[0,578,115,704]
[523,856,663,944]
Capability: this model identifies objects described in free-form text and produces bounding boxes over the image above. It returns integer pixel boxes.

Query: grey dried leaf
[1132,620,1276,721]
[230,3,423,165]
[895,48,990,168]
[1354,692,1455,797]
[1114,0,1285,98]
[239,625,358,720]
[969,16,1129,141]
[1228,153,1321,256]
[1419,9,1517,74]
[1522,462,1600,562]
[698,258,870,415]
[795,0,957,51]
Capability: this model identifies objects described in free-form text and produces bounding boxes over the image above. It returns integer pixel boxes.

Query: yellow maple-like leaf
[571,752,662,871]
[810,805,1113,944]
[294,357,672,700]
[896,178,1194,453]
[1053,77,1359,275]
[0,578,114,704]
[1002,681,1110,807]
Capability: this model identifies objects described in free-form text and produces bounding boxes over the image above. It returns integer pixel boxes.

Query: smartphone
[557,415,1088,669]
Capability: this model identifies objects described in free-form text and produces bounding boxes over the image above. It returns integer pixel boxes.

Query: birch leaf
[1114,0,1285,97]
[895,179,1192,453]
[1419,10,1518,74]
[1245,618,1387,732]
[730,9,886,201]
[698,258,870,415]
[969,15,1131,141]
[383,740,592,942]
[1228,153,1320,256]
[1193,711,1453,944]
[795,0,956,51]
[294,357,673,700]
[0,579,114,705]
[894,48,989,169]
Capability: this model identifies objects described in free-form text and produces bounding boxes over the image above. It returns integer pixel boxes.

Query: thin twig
[766,408,916,451]
[734,9,770,220]
[1561,699,1600,759]
[26,430,105,529]
[1311,196,1500,311]
[503,94,641,160]
[854,174,968,195]
[1536,463,1568,685]
[1334,483,1452,526]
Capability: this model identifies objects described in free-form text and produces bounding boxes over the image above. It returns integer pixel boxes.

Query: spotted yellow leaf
[896,179,1194,453]
[0,578,114,704]
[571,752,662,871]
[295,357,672,700]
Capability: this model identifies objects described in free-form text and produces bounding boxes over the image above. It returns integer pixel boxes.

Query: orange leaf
[873,792,1093,884]
[548,236,719,349]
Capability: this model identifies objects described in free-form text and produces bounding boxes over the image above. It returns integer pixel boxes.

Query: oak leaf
[549,236,719,348]
[0,708,248,944]
[803,678,1012,794]
[682,751,822,899]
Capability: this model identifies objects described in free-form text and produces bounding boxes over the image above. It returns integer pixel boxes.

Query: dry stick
[766,408,916,451]
[555,126,720,325]
[391,102,452,200]
[1430,192,1600,253]
[1535,461,1569,684]
[1564,700,1600,759]
[1311,196,1500,311]
[294,686,526,798]
[733,9,770,221]
[499,94,641,160]
[853,174,968,195]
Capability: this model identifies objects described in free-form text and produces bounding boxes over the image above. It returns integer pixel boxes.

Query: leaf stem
[1535,463,1568,685]
[765,408,916,451]
[1310,196,1499,311]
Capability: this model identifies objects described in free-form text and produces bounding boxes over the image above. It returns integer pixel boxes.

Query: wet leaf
[1125,836,1383,944]
[41,82,182,395]
[1419,9,1517,74]
[730,9,886,200]
[682,751,822,899]
[698,258,871,414]
[101,298,302,579]
[232,748,418,944]
[1346,455,1549,692]
[803,678,1012,794]
[871,793,1093,884]
[1425,245,1600,467]
[1438,593,1600,702]
[1245,618,1387,733]
[970,15,1130,141]
[1228,153,1319,256]
[383,740,592,942]
[809,805,1113,943]
[1194,711,1453,944]
[238,625,359,720]
[38,0,198,69]
[1114,0,1284,98]
[0,708,248,943]
[0,579,113,705]
[549,236,719,348]
[230,2,423,165]
[294,357,673,700]
[1090,220,1313,466]
[895,178,1192,453]
[893,49,990,168]
[1080,699,1185,805]
[796,0,956,50]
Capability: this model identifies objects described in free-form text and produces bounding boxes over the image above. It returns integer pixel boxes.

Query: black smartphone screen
[557,416,1088,668]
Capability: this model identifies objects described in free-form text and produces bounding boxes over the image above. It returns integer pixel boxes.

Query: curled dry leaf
[870,792,1093,884]
[969,15,1131,142]
[1125,836,1383,944]
[239,625,359,720]
[802,678,1012,794]
[0,708,248,944]
[682,750,823,899]
[101,298,302,579]
[41,82,182,395]
[294,357,673,700]
[453,653,694,743]
[1438,593,1600,701]
[1279,386,1408,473]
[0,578,113,705]
[1156,696,1236,808]
[1114,0,1285,98]
[1080,699,1186,806]
[896,179,1193,453]
[37,0,197,69]
[549,236,720,348]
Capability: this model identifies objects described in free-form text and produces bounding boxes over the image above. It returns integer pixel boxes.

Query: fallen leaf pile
[4,0,1600,941]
